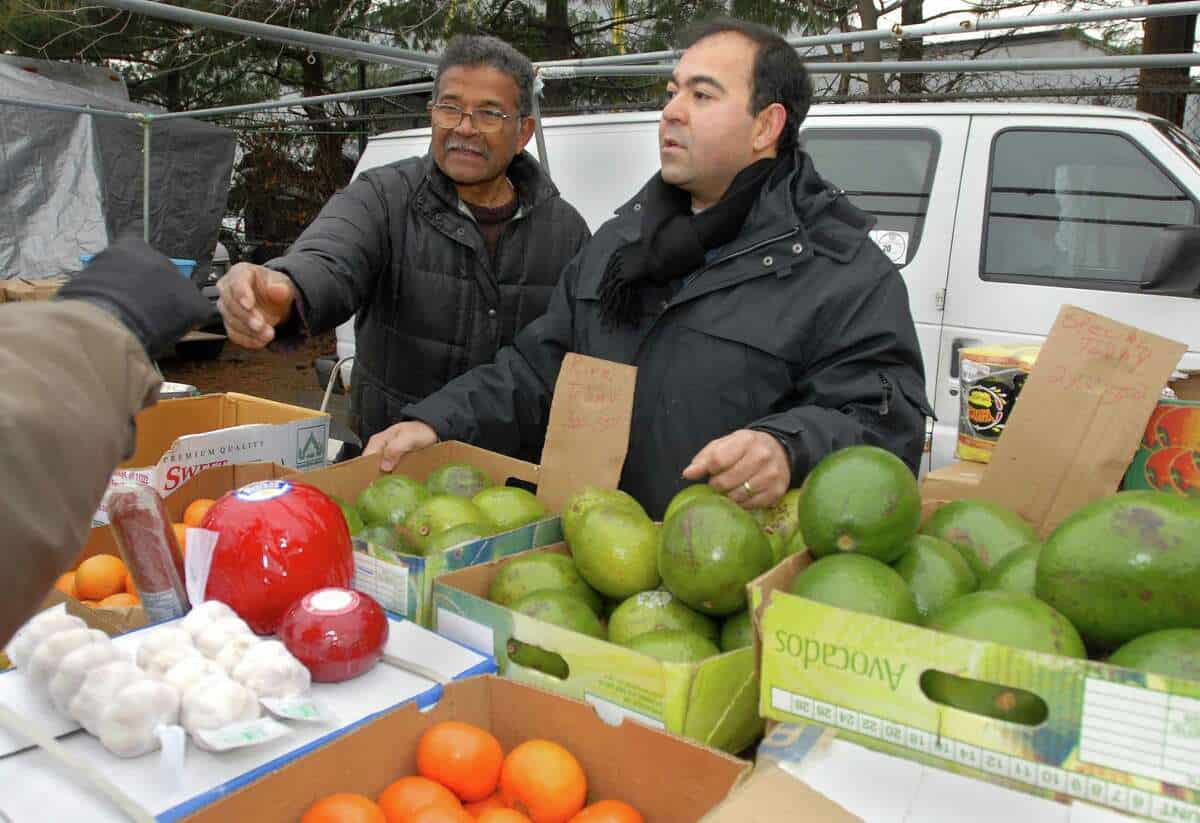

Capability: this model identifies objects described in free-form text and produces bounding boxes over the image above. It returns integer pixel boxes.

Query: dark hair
[434,35,535,117]
[679,18,812,154]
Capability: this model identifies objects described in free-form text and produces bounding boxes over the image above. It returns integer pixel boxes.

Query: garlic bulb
[180,673,261,745]
[231,641,310,699]
[5,612,87,670]
[70,661,147,736]
[135,627,194,670]
[48,639,123,716]
[96,679,181,758]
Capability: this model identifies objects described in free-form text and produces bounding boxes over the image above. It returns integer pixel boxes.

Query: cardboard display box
[294,354,637,626]
[187,676,751,823]
[752,307,1199,821]
[433,545,763,755]
[1123,373,1200,495]
[92,392,330,525]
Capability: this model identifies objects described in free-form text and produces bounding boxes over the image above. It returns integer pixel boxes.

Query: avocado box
[293,353,637,626]
[290,445,563,626]
[432,544,764,755]
[185,676,750,823]
[751,554,1200,821]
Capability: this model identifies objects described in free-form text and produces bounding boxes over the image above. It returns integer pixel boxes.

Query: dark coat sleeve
[749,261,933,480]
[400,251,583,456]
[266,172,396,335]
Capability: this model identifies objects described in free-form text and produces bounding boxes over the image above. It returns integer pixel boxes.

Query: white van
[338,103,1200,470]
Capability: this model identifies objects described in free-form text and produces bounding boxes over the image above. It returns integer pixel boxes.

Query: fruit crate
[432,545,764,755]
[750,554,1200,822]
[292,444,567,627]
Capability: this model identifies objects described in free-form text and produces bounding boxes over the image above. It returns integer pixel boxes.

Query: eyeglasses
[427,102,514,133]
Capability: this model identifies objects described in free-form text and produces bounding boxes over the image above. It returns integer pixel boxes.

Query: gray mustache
[446,141,487,157]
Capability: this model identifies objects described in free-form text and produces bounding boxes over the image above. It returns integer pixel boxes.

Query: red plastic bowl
[201,479,354,634]
[279,587,389,682]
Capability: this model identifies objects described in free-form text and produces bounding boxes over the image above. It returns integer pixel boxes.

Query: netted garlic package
[214,633,261,675]
[161,655,225,699]
[180,601,237,640]
[27,628,109,686]
[143,643,203,680]
[194,616,254,659]
[5,612,86,670]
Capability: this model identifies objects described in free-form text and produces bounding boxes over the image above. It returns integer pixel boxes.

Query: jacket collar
[609,149,875,266]
[421,150,559,213]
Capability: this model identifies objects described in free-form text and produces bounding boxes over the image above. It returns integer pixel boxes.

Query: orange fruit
[75,554,127,600]
[478,811,532,823]
[417,721,504,802]
[172,523,189,557]
[302,792,387,823]
[499,740,586,823]
[125,571,137,595]
[99,592,139,609]
[378,776,462,823]
[569,801,644,823]
[464,795,508,818]
[409,807,475,823]
[183,498,217,528]
[54,572,77,599]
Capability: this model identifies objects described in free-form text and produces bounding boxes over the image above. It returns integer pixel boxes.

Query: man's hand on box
[363,421,439,472]
[682,429,791,509]
[216,263,297,349]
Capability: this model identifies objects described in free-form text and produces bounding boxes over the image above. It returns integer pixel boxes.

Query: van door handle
[948,336,982,384]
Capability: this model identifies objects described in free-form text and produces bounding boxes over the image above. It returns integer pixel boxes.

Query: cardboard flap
[537,354,636,511]
[978,306,1186,536]
[700,761,860,822]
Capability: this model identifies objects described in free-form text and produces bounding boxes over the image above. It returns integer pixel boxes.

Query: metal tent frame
[3,0,1200,232]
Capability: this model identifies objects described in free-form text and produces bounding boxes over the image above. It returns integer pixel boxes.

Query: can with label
[957,344,1040,463]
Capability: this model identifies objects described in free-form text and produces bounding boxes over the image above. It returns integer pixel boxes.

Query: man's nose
[454,111,481,136]
[662,94,686,123]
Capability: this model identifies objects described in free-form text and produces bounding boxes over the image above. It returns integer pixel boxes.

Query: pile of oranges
[54,497,217,610]
[301,721,644,823]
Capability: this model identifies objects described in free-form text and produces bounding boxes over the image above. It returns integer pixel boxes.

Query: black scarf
[598,156,779,328]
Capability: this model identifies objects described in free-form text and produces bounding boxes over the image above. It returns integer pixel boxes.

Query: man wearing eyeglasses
[216,35,590,457]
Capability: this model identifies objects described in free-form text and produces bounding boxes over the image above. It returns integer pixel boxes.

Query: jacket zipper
[683,225,801,288]
[879,373,892,416]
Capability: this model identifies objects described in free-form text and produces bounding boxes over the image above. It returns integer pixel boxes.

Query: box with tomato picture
[1122,372,1200,495]
[185,675,750,823]
[290,354,638,627]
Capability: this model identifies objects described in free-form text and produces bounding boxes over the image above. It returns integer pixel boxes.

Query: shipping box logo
[296,423,327,468]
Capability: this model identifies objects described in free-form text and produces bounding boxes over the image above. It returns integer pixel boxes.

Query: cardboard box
[919,460,986,521]
[187,676,751,823]
[0,275,70,302]
[433,545,764,755]
[1123,373,1200,496]
[752,555,1200,821]
[92,392,330,525]
[752,309,1198,819]
[295,354,637,626]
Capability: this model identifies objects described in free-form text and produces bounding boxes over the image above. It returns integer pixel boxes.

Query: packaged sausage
[104,483,190,621]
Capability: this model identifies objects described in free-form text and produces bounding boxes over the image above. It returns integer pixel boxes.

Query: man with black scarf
[364,18,933,520]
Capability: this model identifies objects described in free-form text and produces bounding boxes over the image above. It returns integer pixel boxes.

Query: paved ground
[158,329,356,444]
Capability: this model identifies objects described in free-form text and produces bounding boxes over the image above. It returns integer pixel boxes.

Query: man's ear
[516,116,537,152]
[753,103,788,154]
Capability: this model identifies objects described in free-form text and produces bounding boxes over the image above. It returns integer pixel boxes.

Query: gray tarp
[0,61,236,279]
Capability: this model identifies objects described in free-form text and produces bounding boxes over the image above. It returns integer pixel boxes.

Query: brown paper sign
[537,353,636,512]
[979,305,1186,536]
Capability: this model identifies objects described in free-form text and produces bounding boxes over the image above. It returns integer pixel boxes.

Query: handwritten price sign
[979,306,1185,535]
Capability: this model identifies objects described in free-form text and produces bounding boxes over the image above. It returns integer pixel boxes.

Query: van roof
[365,101,1163,144]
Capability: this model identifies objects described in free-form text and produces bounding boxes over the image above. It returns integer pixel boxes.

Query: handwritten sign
[979,306,1185,536]
[537,354,636,513]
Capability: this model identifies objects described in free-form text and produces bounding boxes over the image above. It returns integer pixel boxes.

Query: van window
[984,129,1197,287]
[800,128,939,267]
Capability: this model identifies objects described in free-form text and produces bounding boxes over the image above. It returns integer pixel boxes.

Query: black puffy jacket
[269,151,590,445]
[405,150,934,518]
